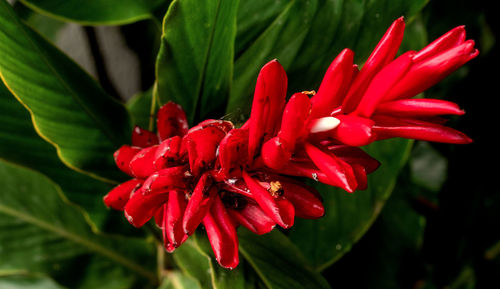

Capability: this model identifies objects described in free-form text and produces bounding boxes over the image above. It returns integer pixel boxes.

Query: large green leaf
[17,0,166,25]
[156,0,239,124]
[227,0,429,113]
[0,0,132,182]
[0,273,66,289]
[159,272,202,289]
[173,235,245,289]
[0,82,112,226]
[0,160,157,284]
[239,230,331,289]
[288,139,413,271]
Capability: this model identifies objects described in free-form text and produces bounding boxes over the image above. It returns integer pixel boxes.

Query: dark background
[323,1,500,288]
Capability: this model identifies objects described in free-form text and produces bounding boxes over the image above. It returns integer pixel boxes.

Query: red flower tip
[114,145,141,176]
[229,203,276,235]
[204,196,239,269]
[332,115,375,147]
[248,59,288,162]
[310,49,355,118]
[261,137,292,170]
[132,126,159,148]
[157,101,189,140]
[129,145,159,179]
[183,173,217,235]
[104,178,143,210]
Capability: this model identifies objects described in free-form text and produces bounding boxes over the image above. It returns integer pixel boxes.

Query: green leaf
[0,160,157,284]
[17,0,166,25]
[239,230,331,289]
[159,272,201,289]
[0,273,66,289]
[156,0,239,124]
[227,0,428,114]
[0,82,112,226]
[173,235,245,289]
[289,139,413,271]
[0,0,131,182]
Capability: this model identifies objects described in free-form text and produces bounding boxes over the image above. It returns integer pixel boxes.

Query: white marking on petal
[309,117,340,133]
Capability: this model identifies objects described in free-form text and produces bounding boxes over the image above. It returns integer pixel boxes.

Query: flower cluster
[104,18,477,269]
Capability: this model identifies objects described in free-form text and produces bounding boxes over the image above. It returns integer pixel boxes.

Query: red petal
[304,143,358,193]
[228,202,275,235]
[331,115,375,146]
[327,145,380,173]
[280,180,324,219]
[261,137,292,170]
[132,126,159,148]
[153,136,183,170]
[218,128,249,179]
[157,102,189,140]
[413,26,466,62]
[354,51,415,118]
[248,60,288,162]
[189,119,234,134]
[124,187,169,228]
[352,164,368,191]
[203,196,239,269]
[343,17,406,113]
[310,49,355,118]
[142,166,188,194]
[129,145,159,179]
[114,145,141,176]
[372,115,473,144]
[242,171,295,229]
[154,206,164,228]
[164,190,188,248]
[183,173,217,235]
[185,126,226,175]
[375,99,465,117]
[385,40,478,100]
[104,178,143,210]
[278,92,312,149]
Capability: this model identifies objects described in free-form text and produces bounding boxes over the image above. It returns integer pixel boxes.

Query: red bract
[104,17,475,269]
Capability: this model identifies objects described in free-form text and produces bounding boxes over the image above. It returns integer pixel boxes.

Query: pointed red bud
[385,40,478,101]
[248,60,288,162]
[343,17,406,113]
[104,178,143,210]
[261,137,292,170]
[278,92,312,149]
[242,171,295,228]
[141,166,188,194]
[124,187,169,228]
[413,26,466,62]
[164,190,188,248]
[310,49,355,118]
[331,114,375,146]
[129,145,159,179]
[304,143,358,193]
[280,180,324,219]
[351,164,368,191]
[375,99,465,117]
[203,196,239,269]
[153,136,183,170]
[183,173,217,235]
[157,102,189,140]
[114,145,141,176]
[327,145,380,173]
[372,115,473,144]
[132,126,159,148]
[185,126,226,175]
[354,51,414,118]
[229,202,275,235]
[218,128,249,178]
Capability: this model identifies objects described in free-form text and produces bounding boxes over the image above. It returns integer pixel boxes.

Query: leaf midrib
[0,203,156,282]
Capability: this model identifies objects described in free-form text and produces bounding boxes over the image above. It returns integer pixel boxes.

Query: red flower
[104,17,476,269]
